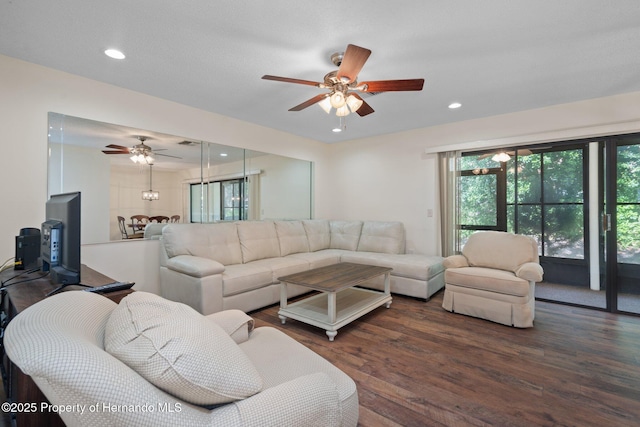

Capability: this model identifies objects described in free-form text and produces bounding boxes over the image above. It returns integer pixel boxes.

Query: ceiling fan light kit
[491,152,511,163]
[102,135,182,164]
[262,44,424,124]
[330,90,346,109]
[130,153,154,164]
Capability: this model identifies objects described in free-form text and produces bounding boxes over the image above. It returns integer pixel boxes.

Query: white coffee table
[278,263,392,341]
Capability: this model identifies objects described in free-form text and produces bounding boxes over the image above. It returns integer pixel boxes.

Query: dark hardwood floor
[251,290,640,427]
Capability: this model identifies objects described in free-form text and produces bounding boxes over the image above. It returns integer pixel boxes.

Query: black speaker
[15,228,41,270]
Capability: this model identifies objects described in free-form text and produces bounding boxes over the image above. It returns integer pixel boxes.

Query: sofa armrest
[212,372,343,427]
[165,255,225,278]
[206,309,255,344]
[516,262,544,282]
[443,254,469,269]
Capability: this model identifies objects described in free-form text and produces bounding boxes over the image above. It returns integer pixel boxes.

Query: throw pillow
[104,292,263,406]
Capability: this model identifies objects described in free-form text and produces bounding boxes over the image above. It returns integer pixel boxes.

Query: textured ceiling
[2,1,640,143]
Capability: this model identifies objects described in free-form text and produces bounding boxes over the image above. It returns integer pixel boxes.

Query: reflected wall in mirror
[48,113,313,244]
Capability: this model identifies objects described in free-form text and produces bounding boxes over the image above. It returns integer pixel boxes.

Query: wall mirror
[47,112,313,244]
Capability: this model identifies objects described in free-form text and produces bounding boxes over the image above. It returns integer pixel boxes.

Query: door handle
[602,213,611,232]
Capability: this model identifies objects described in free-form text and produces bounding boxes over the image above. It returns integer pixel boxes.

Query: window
[190,178,248,222]
[457,155,506,246]
[507,146,586,259]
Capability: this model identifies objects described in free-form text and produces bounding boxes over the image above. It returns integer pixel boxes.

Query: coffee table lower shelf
[278,287,392,341]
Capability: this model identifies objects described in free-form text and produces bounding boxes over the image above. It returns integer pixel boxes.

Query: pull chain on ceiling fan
[262,44,424,118]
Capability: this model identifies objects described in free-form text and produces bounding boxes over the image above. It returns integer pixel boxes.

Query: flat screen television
[41,191,81,294]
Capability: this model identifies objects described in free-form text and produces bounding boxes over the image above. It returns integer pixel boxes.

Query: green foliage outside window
[617,144,640,263]
[461,148,585,259]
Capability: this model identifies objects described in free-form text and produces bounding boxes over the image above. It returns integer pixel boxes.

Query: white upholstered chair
[5,291,358,426]
[441,231,543,328]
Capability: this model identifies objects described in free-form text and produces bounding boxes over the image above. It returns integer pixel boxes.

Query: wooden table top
[1,264,130,312]
[278,262,392,293]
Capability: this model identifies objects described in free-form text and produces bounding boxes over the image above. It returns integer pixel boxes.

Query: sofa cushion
[163,223,243,266]
[462,231,539,273]
[165,255,225,278]
[104,292,263,406]
[222,263,274,297]
[286,249,345,270]
[302,220,330,251]
[275,221,310,256]
[237,221,281,263]
[250,257,310,283]
[357,221,405,254]
[341,252,444,281]
[445,266,530,297]
[329,220,363,251]
[239,326,359,426]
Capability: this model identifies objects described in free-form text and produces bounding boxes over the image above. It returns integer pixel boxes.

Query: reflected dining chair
[149,215,170,223]
[118,216,143,239]
[130,215,150,235]
[170,215,180,223]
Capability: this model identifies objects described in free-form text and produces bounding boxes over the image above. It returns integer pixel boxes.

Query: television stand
[0,264,133,426]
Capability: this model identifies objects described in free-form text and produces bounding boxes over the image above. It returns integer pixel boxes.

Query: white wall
[246,154,312,220]
[49,142,111,243]
[325,137,439,255]
[3,53,640,290]
[81,239,161,294]
[0,54,328,286]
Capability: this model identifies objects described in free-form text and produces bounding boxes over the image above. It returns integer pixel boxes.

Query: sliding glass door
[605,137,640,314]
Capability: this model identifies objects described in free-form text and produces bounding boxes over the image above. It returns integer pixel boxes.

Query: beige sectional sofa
[159,219,444,315]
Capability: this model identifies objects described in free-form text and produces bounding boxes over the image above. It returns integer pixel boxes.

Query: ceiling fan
[478,148,534,162]
[262,44,424,117]
[102,136,181,164]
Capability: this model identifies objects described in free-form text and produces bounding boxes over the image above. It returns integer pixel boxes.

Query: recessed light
[104,49,125,60]
[220,153,228,157]
[332,127,342,133]
[448,102,462,109]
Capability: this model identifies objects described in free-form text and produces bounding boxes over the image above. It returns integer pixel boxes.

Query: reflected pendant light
[142,164,159,201]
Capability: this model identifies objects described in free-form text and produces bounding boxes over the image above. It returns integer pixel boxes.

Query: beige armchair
[441,231,543,328]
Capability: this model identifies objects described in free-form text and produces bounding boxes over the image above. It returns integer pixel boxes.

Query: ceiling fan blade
[337,44,371,84]
[289,94,329,111]
[359,79,425,92]
[156,153,182,159]
[350,93,375,117]
[105,144,130,150]
[262,75,321,87]
[102,150,129,154]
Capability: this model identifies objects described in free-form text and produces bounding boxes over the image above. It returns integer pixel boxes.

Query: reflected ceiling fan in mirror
[478,148,534,162]
[101,136,181,164]
[262,44,424,118]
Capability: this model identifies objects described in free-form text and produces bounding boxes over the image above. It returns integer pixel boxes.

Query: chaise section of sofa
[159,219,444,315]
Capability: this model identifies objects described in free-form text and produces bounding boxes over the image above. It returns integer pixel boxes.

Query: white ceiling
[2,1,640,144]
[47,113,268,170]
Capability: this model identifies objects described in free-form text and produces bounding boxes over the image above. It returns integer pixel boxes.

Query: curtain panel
[438,151,460,256]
